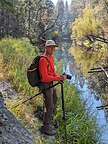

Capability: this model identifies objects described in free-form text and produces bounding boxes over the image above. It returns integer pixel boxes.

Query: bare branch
[100,65,108,78]
[88,67,108,73]
[87,34,108,43]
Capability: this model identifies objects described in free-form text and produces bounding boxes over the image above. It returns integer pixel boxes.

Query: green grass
[0,38,37,95]
[0,38,43,115]
[56,82,101,144]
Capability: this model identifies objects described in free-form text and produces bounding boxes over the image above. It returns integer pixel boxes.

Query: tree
[0,0,57,52]
[70,6,108,99]
[19,0,56,46]
[72,8,102,41]
[0,0,13,10]
[0,0,22,38]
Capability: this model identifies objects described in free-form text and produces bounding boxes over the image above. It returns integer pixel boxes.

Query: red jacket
[39,55,61,83]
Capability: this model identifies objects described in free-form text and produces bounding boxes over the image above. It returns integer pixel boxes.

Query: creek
[56,46,108,144]
[66,62,108,144]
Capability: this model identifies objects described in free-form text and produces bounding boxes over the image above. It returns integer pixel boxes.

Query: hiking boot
[40,125,56,136]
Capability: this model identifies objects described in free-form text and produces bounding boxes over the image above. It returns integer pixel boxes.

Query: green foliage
[0,38,36,92]
[0,0,13,8]
[0,0,15,12]
[0,38,41,108]
[56,82,100,144]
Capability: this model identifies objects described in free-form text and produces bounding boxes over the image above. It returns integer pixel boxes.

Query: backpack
[27,55,49,87]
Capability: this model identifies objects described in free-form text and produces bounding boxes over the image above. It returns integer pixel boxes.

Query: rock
[0,81,17,100]
[0,104,34,144]
[0,81,34,144]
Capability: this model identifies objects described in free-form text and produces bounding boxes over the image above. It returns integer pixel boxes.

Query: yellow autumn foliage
[70,7,108,77]
[72,7,102,40]
[70,43,108,76]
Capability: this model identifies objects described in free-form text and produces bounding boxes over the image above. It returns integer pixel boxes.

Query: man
[39,40,66,136]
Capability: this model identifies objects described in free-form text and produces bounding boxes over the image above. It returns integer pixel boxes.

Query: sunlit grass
[0,38,43,118]
[56,82,101,144]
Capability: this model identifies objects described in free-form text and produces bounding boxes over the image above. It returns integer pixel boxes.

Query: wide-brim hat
[45,40,58,47]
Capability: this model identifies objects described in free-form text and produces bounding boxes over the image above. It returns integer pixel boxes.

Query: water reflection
[56,45,108,143]
[64,63,108,143]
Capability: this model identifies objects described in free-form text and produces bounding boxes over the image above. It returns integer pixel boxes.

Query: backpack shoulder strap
[40,55,50,65]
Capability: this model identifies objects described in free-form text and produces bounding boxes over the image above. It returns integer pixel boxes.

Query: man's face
[46,46,56,55]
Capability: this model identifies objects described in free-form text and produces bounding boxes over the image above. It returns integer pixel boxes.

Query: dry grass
[0,53,8,80]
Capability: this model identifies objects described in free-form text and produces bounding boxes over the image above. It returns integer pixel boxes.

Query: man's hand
[61,75,67,81]
[59,75,67,83]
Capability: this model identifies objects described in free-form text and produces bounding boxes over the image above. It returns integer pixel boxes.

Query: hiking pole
[60,82,67,144]
[11,82,60,109]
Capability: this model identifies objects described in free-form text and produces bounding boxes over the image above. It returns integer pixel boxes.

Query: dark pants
[41,84,57,128]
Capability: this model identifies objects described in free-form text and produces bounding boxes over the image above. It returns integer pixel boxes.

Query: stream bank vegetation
[0,38,101,143]
[70,6,108,107]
